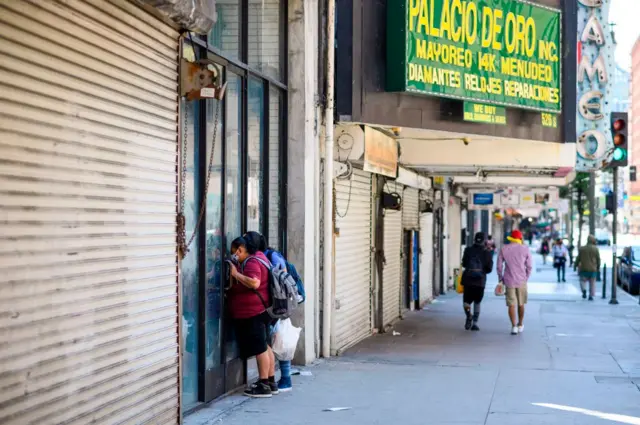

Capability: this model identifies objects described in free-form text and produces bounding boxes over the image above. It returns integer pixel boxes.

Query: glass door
[202,96,225,401]
[181,99,201,411]
[221,72,246,393]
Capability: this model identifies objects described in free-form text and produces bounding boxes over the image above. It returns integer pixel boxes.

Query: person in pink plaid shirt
[497,230,533,335]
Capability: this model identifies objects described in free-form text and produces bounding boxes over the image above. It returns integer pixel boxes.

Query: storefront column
[287,0,320,364]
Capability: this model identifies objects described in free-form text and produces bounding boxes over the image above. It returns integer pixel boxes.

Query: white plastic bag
[271,318,301,361]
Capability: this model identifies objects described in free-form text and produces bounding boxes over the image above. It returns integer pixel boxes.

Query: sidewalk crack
[609,350,626,374]
[484,369,501,425]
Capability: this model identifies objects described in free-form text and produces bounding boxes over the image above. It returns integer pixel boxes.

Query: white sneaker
[518,325,524,333]
[511,326,519,335]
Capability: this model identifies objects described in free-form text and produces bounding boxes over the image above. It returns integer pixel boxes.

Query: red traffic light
[613,119,626,131]
[614,134,626,146]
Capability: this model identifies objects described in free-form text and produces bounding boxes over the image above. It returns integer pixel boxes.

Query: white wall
[287,0,319,364]
[447,197,462,289]
[442,190,450,292]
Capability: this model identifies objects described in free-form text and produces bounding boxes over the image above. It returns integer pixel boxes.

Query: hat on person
[474,232,486,245]
[507,230,523,243]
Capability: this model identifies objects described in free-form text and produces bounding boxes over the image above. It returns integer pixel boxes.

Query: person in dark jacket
[461,232,494,331]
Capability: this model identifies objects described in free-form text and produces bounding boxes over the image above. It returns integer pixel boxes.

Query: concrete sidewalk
[204,255,640,425]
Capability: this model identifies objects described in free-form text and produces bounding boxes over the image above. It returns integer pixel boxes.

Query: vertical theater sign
[576,0,615,171]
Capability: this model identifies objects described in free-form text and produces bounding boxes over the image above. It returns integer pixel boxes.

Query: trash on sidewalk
[323,407,352,412]
[392,331,401,336]
[290,368,313,376]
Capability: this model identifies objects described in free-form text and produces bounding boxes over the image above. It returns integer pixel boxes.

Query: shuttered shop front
[419,213,434,305]
[402,187,419,230]
[333,169,373,354]
[0,1,180,424]
[382,183,402,327]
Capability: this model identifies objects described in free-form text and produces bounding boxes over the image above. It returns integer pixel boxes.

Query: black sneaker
[471,323,480,331]
[269,380,279,395]
[244,381,272,398]
[582,290,587,299]
[465,316,472,330]
[588,296,594,301]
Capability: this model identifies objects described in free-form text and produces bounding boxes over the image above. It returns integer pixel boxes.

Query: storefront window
[225,73,242,361]
[208,0,241,60]
[268,87,282,249]
[181,99,200,410]
[248,0,282,80]
[181,0,287,407]
[247,78,264,233]
[205,97,224,370]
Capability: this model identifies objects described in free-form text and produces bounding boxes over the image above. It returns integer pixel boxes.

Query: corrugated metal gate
[419,213,434,305]
[333,169,373,354]
[402,187,419,230]
[0,1,180,424]
[382,183,402,327]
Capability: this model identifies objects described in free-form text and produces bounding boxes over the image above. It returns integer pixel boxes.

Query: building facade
[322,0,577,356]
[0,0,321,423]
[0,0,582,423]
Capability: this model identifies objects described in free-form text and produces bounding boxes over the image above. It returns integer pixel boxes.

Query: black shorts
[463,285,485,305]
[234,311,272,359]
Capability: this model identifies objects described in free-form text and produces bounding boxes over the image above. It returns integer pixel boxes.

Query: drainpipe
[322,0,336,359]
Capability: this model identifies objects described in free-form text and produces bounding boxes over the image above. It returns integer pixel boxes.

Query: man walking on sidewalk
[497,230,533,335]
[461,232,494,331]
[574,235,601,301]
[552,238,568,283]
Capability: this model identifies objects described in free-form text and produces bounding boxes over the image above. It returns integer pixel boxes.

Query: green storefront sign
[386,0,562,113]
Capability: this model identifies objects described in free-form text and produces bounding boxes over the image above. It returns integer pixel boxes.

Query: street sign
[463,102,506,125]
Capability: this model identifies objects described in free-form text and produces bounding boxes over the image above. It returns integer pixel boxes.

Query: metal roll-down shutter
[402,187,419,230]
[333,169,373,354]
[419,213,434,305]
[382,182,403,327]
[0,1,180,424]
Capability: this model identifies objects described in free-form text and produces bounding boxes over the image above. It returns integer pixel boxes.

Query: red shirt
[228,252,270,319]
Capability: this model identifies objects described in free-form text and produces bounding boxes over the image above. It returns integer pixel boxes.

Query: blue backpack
[266,249,305,303]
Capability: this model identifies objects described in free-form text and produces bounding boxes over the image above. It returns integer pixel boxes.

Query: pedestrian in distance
[497,230,533,335]
[568,241,575,268]
[485,235,496,256]
[461,232,494,331]
[552,238,568,283]
[574,235,601,301]
[540,237,550,265]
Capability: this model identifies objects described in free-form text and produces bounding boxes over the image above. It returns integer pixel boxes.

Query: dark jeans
[556,263,566,282]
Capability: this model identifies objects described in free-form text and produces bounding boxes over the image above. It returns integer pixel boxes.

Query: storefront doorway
[180,0,288,411]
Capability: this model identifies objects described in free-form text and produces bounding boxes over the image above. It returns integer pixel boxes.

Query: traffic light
[631,165,637,182]
[609,112,628,167]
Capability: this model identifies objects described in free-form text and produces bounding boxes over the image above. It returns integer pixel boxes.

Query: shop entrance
[402,230,412,310]
[179,0,289,409]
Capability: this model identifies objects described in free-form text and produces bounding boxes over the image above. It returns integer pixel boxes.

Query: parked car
[595,229,611,246]
[618,247,640,295]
